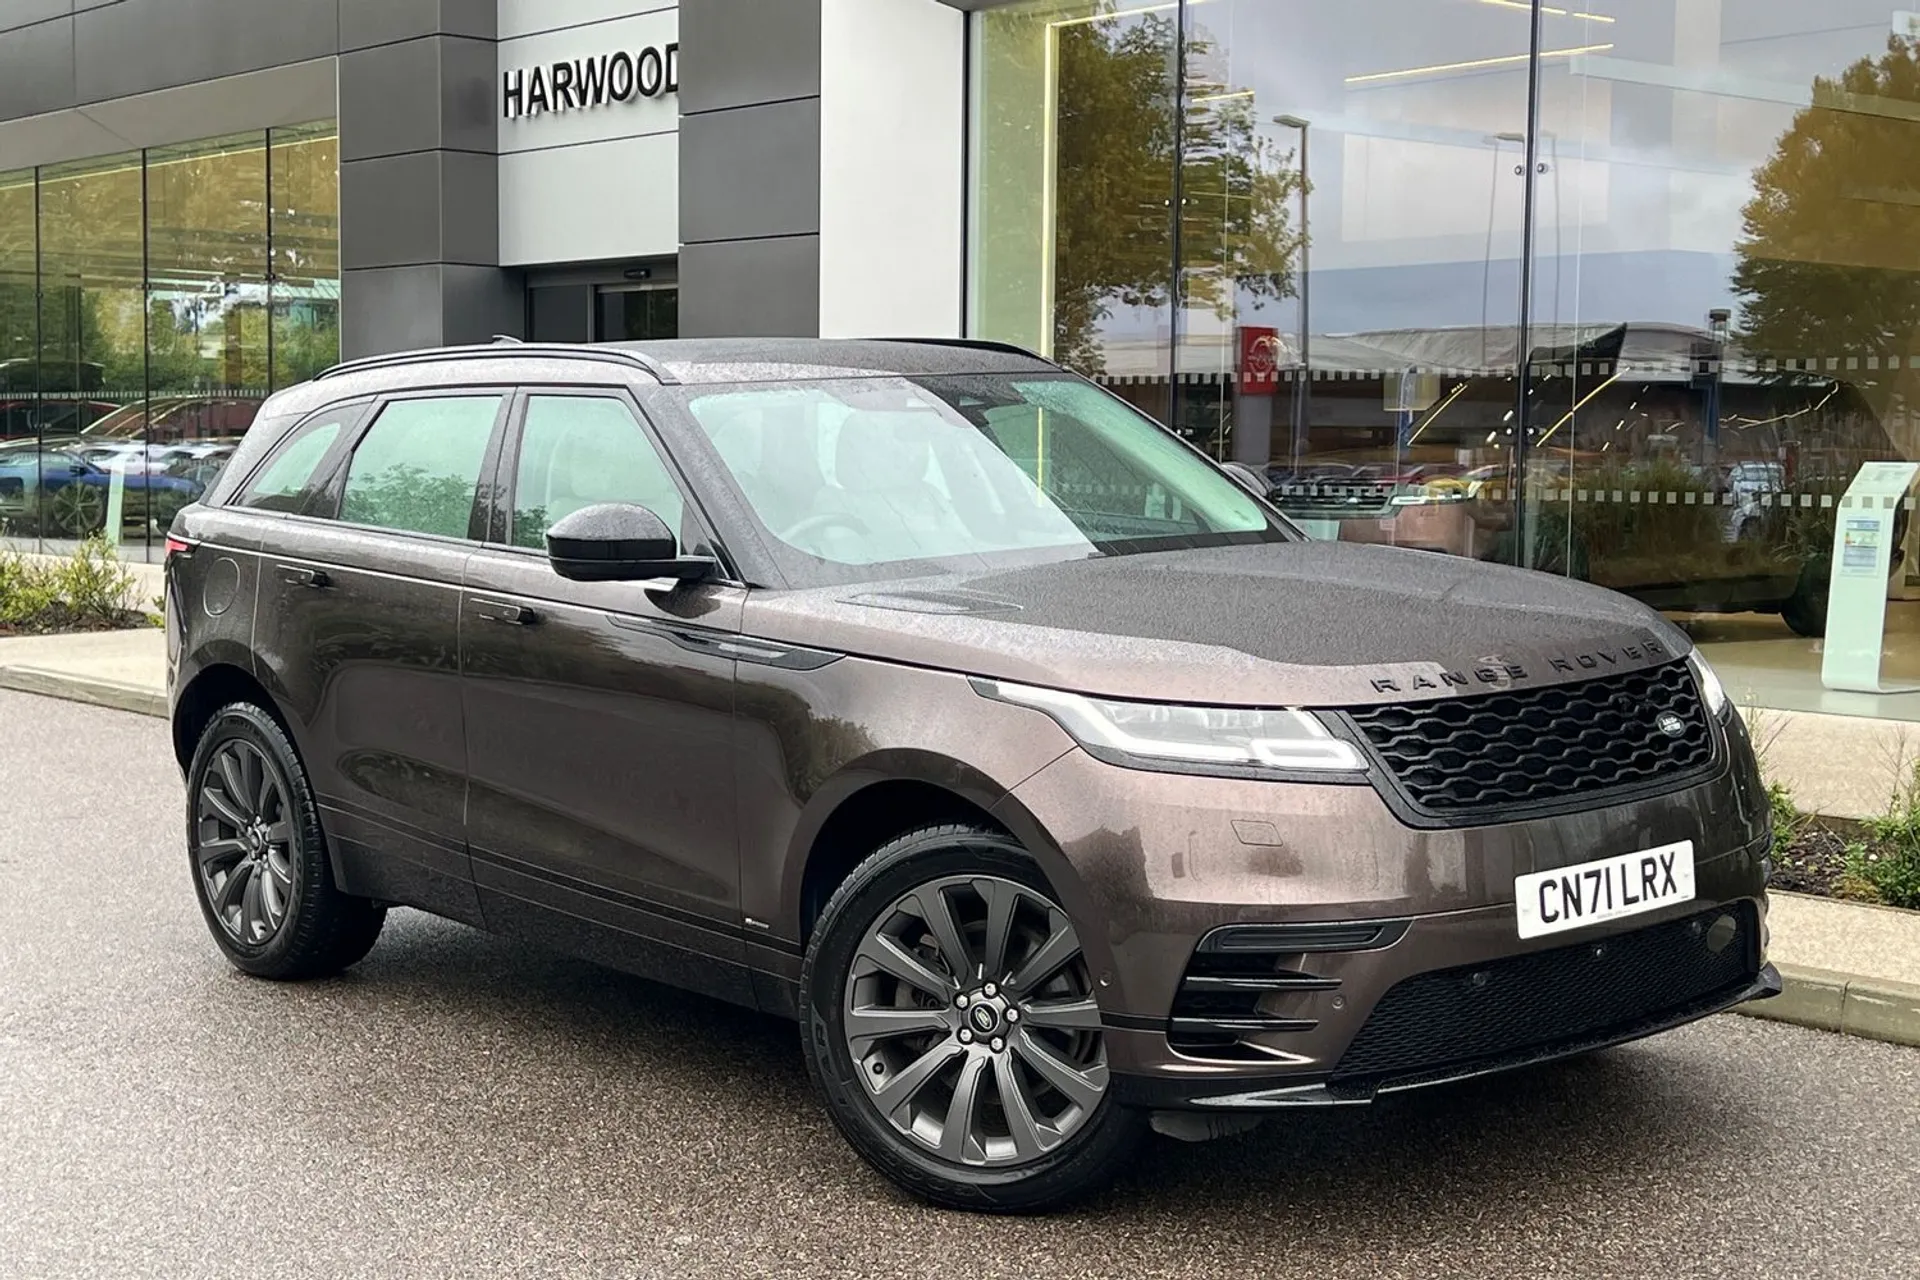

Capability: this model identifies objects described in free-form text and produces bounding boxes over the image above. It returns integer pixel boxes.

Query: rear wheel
[799,825,1143,1212]
[186,702,385,979]
[47,483,106,538]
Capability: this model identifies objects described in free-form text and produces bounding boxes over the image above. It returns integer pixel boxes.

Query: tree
[1732,35,1920,430]
[977,8,1304,376]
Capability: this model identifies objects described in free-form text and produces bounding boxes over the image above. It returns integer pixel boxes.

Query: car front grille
[1340,659,1716,824]
[1328,902,1760,1092]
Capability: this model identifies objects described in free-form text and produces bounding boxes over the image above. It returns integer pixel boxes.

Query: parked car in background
[169,338,1776,1211]
[0,443,202,537]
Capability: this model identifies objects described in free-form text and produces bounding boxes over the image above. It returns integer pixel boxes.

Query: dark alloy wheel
[47,482,107,539]
[800,825,1144,1212]
[196,735,298,945]
[186,702,386,980]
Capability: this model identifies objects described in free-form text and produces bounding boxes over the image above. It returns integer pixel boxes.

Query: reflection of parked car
[1722,461,1786,541]
[1268,368,1901,637]
[0,446,203,537]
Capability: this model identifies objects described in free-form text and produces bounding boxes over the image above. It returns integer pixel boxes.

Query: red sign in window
[1239,326,1282,396]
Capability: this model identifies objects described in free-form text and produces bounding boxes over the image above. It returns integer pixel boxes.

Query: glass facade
[0,123,338,562]
[971,1,1920,718]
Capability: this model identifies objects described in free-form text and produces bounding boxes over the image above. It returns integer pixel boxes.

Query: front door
[459,389,750,1003]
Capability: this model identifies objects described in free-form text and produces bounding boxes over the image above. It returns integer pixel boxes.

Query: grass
[0,538,157,635]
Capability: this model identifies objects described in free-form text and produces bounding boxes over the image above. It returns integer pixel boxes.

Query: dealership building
[2,0,1918,724]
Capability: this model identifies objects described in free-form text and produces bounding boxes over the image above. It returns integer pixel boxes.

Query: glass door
[594,284,678,341]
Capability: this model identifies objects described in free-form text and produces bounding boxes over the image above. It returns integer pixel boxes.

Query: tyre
[799,825,1144,1212]
[1781,558,1829,638]
[185,702,385,980]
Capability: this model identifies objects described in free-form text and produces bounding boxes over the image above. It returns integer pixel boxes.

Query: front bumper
[994,737,1774,1107]
[1113,940,1780,1111]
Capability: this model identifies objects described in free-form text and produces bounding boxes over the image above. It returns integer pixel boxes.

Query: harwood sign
[502,42,679,119]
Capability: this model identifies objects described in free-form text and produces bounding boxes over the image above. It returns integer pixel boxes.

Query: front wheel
[186,702,386,979]
[799,825,1144,1212]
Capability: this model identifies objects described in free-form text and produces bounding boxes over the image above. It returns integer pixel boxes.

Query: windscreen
[677,372,1291,585]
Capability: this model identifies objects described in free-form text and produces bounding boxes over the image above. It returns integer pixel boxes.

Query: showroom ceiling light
[1049,0,1211,30]
[1479,0,1615,21]
[1346,42,1613,84]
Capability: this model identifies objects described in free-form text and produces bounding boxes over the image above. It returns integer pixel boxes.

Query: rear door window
[338,395,503,538]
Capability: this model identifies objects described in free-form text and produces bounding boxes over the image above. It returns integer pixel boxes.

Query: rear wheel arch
[173,662,280,773]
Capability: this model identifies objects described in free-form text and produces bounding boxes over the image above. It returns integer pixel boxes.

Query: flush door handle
[473,599,535,625]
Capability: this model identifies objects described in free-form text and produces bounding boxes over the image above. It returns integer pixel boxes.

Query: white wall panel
[817,0,963,339]
[499,0,675,41]
[500,131,678,266]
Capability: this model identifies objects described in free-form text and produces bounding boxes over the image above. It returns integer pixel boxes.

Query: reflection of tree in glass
[343,463,478,538]
[1734,36,1920,417]
[1049,14,1303,375]
[511,504,551,549]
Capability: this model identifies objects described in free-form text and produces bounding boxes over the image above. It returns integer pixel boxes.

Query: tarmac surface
[3,688,1919,1279]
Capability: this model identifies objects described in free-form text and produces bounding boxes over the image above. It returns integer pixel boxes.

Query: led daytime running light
[978,681,1367,774]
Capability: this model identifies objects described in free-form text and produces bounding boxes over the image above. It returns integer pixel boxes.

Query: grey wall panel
[72,0,336,104]
[338,38,441,162]
[440,149,498,266]
[341,263,522,357]
[341,265,450,358]
[0,16,74,120]
[341,151,498,270]
[340,0,493,51]
[440,263,524,344]
[439,33,496,154]
[340,152,445,270]
[679,98,820,244]
[679,236,820,338]
[0,1,68,35]
[340,34,493,158]
[678,0,819,116]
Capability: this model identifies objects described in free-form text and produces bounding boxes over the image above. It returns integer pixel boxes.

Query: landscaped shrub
[1850,772,1920,909]
[0,537,149,634]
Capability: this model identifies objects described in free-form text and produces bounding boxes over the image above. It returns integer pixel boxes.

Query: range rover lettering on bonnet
[1366,638,1671,695]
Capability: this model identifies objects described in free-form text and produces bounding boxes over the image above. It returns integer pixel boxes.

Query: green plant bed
[0,538,159,636]
[1768,779,1920,910]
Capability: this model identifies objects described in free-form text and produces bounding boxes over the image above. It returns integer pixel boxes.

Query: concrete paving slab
[1764,890,1920,986]
[1744,702,1920,820]
[0,628,166,715]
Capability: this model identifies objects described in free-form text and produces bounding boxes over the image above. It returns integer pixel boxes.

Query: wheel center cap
[969,1004,1000,1035]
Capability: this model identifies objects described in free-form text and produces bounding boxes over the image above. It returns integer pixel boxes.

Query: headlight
[1688,650,1730,719]
[974,680,1367,776]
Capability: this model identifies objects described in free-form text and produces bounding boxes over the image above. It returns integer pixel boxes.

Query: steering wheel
[779,511,870,544]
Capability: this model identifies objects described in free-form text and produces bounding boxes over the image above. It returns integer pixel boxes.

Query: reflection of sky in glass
[1069,0,1916,346]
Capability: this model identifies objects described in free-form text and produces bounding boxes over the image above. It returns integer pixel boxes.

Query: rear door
[458,388,752,1004]
[250,390,511,923]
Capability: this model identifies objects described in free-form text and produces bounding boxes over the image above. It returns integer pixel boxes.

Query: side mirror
[1220,461,1272,499]
[546,503,716,584]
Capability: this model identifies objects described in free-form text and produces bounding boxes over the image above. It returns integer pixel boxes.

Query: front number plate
[1513,841,1696,940]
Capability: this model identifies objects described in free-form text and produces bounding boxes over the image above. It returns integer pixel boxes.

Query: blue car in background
[0,444,204,538]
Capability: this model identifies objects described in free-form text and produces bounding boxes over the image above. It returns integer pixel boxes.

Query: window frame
[476,384,741,582]
[306,387,516,546]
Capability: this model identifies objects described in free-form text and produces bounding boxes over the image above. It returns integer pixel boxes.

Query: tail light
[164,536,191,559]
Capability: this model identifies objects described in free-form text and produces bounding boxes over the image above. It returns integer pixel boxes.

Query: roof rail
[314,342,679,385]
[866,336,1050,362]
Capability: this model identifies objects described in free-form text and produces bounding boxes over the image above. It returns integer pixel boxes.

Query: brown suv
[165,339,1779,1211]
